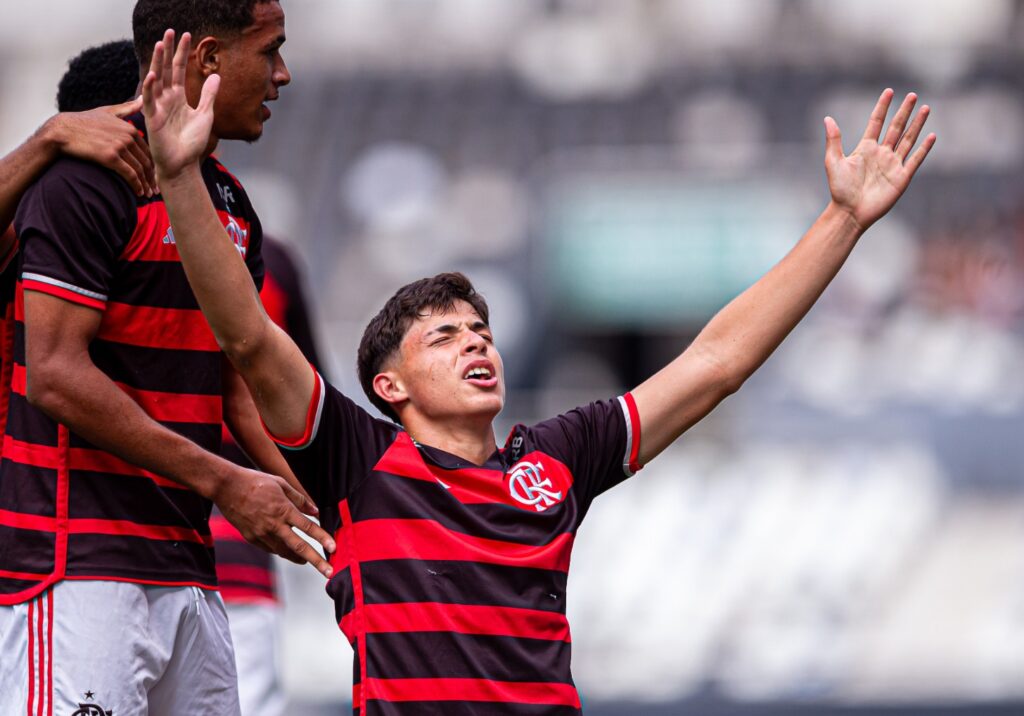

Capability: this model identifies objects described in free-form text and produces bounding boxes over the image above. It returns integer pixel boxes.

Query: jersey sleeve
[264,369,396,528]
[528,392,643,511]
[14,159,136,310]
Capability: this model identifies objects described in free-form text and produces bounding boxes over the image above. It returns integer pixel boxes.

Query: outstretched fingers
[861,88,895,141]
[904,131,937,177]
[896,105,931,161]
[172,32,191,89]
[881,92,917,149]
[823,116,844,168]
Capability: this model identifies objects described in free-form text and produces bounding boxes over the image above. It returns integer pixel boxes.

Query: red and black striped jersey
[0,137,264,605]
[272,371,643,715]
[212,237,323,605]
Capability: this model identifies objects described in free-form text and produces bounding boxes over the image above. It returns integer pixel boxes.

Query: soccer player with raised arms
[145,29,935,715]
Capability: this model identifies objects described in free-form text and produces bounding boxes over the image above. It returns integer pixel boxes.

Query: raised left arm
[632,89,935,466]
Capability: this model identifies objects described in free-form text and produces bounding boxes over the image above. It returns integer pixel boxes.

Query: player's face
[212,1,290,142]
[392,300,505,424]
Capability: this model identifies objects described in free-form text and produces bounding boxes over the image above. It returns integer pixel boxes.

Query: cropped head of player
[133,0,289,142]
[358,273,505,427]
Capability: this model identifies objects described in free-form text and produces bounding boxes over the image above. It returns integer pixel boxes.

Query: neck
[402,414,497,467]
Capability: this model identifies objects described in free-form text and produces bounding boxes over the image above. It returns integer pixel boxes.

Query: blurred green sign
[544,177,818,327]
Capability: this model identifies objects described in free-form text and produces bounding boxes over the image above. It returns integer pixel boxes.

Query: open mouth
[463,362,498,387]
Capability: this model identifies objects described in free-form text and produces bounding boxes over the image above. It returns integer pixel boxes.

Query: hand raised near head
[142,29,220,182]
[824,88,936,232]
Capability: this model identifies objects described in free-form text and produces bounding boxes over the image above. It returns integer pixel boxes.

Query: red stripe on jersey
[10,365,221,425]
[121,204,253,263]
[363,677,581,708]
[97,302,219,351]
[208,514,245,542]
[339,602,571,643]
[259,271,289,328]
[218,586,277,604]
[623,392,643,474]
[68,519,213,546]
[375,434,575,512]
[1,437,187,491]
[343,519,573,573]
[0,509,212,546]
[217,564,273,589]
[21,280,105,311]
[121,203,174,262]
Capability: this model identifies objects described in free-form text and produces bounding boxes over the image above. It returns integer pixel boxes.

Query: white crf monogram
[508,460,563,512]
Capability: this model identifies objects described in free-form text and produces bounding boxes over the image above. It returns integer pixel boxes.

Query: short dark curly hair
[56,40,139,113]
[358,273,490,422]
[132,0,276,64]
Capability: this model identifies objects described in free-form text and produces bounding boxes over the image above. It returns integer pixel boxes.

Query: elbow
[25,363,69,418]
[217,323,269,371]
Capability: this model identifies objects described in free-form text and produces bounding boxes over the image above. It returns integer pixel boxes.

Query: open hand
[142,29,220,182]
[825,89,936,232]
[47,98,156,197]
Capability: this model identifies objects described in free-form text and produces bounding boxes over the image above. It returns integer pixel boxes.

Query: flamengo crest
[507,459,563,512]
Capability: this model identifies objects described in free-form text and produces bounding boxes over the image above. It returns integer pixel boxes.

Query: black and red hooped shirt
[273,371,643,715]
[0,129,263,605]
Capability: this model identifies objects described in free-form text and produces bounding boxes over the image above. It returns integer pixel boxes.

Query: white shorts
[226,602,286,716]
[0,580,240,716]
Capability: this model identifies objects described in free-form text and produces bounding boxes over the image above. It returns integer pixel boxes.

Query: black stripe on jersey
[368,701,580,716]
[111,261,202,311]
[327,566,354,621]
[66,469,209,526]
[3,393,58,447]
[67,534,215,584]
[359,560,567,614]
[0,461,56,516]
[354,472,579,548]
[88,340,223,395]
[364,632,573,683]
[214,541,273,571]
[0,525,55,573]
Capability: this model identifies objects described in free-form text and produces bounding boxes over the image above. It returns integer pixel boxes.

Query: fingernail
[325,567,333,578]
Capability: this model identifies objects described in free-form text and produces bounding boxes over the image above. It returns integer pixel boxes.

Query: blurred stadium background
[3,1,1024,713]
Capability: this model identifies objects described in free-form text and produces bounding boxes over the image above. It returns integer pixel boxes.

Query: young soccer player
[0,3,332,714]
[145,29,935,715]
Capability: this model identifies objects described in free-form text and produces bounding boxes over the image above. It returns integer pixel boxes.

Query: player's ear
[373,372,407,408]
[194,36,220,76]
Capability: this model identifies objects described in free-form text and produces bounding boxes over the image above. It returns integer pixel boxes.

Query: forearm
[691,201,861,384]
[31,359,231,499]
[633,202,862,462]
[160,166,270,359]
[0,121,61,234]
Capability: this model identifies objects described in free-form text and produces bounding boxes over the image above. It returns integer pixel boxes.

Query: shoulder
[28,157,134,205]
[15,157,136,235]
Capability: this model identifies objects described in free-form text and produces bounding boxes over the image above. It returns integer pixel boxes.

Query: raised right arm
[143,30,315,443]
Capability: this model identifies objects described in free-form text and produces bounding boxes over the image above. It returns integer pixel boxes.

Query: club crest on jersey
[224,216,249,258]
[507,459,563,512]
[70,702,112,716]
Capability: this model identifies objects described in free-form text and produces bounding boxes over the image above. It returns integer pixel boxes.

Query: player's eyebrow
[425,324,459,338]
